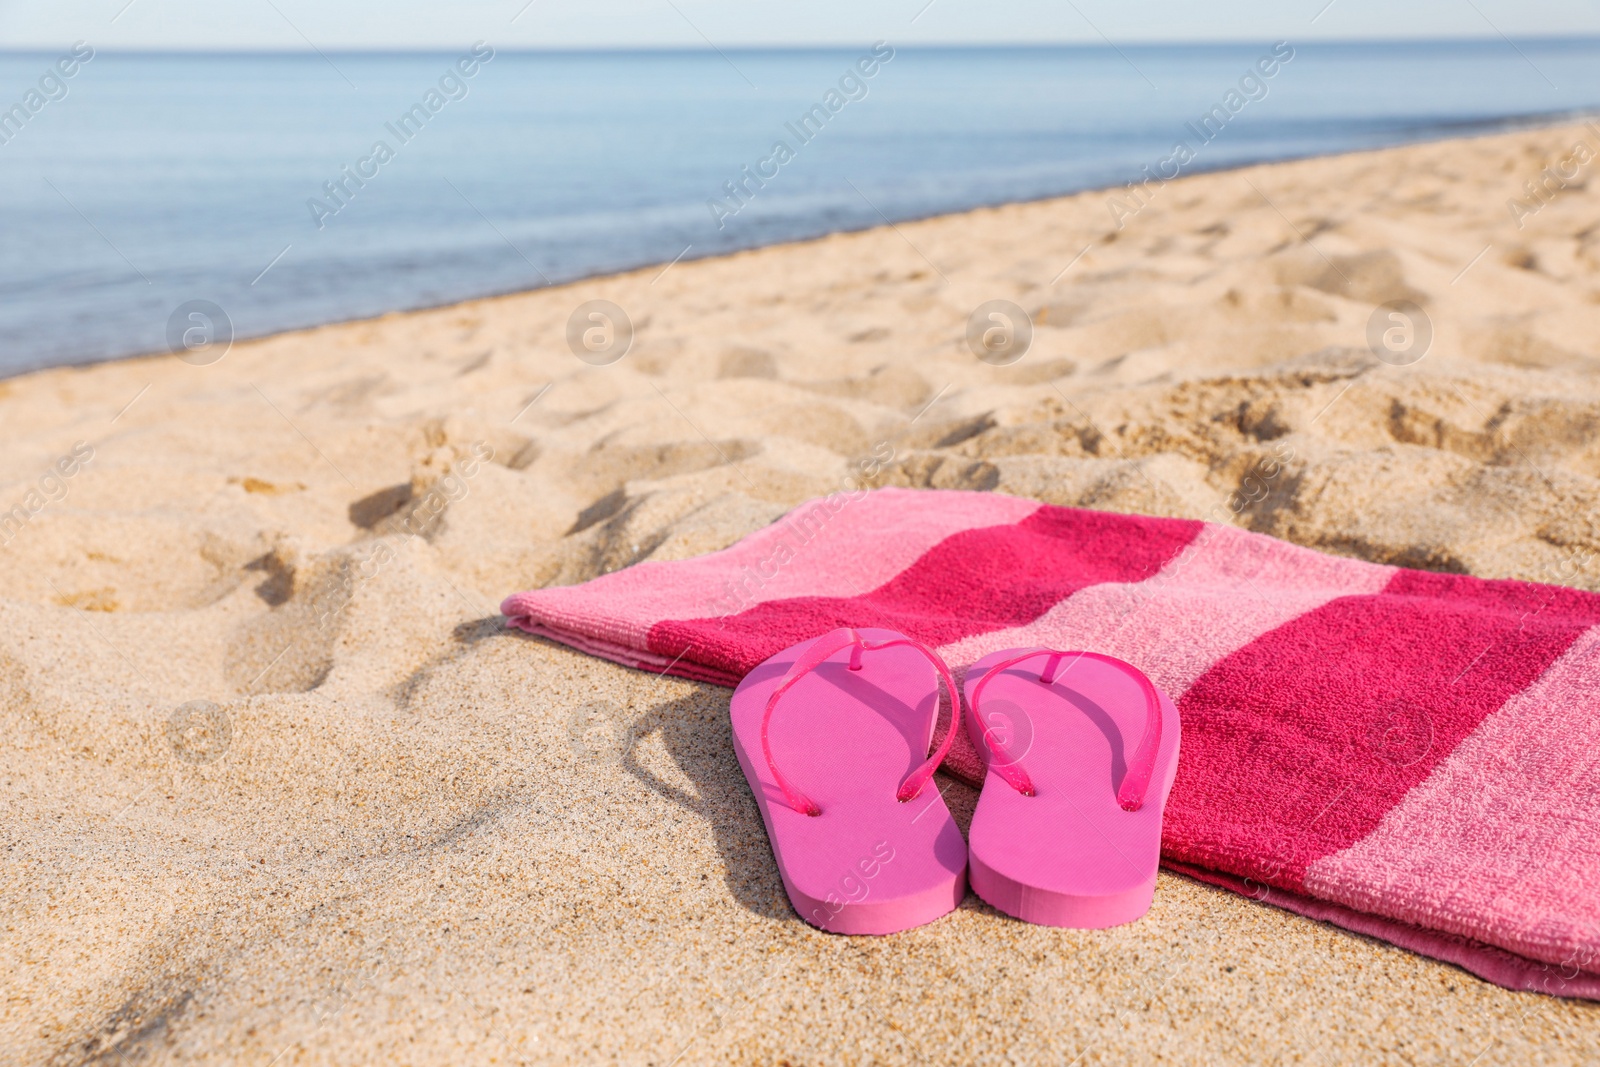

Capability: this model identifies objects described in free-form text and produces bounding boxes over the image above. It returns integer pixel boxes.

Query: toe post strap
[759,628,962,815]
[969,649,1163,812]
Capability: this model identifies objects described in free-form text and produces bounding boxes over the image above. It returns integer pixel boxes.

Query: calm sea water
[2,40,1598,376]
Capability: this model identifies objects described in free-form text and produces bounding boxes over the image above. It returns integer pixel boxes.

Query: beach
[4,118,1600,1063]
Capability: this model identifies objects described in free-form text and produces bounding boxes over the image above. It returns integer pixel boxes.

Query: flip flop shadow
[620,688,796,922]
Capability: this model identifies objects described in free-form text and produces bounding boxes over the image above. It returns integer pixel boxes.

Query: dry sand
[5,120,1600,1065]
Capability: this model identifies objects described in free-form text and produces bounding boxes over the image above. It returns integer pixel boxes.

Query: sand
[4,119,1600,1065]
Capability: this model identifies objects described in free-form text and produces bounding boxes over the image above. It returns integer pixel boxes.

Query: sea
[2,38,1599,376]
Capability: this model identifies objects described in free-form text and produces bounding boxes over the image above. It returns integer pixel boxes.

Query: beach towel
[501,487,1600,998]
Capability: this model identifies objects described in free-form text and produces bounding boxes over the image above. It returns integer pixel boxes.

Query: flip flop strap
[759,628,963,816]
[969,649,1163,812]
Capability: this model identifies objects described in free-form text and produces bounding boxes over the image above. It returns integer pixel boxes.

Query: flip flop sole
[963,648,1181,929]
[730,628,968,935]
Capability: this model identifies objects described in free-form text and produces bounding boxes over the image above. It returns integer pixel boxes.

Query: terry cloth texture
[502,487,1600,998]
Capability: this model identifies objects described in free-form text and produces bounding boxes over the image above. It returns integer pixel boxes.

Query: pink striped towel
[501,487,1600,997]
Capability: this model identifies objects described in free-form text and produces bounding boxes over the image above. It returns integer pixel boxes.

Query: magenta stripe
[647,505,1203,679]
[1305,624,1600,968]
[1165,569,1600,893]
[501,488,1038,651]
[937,521,1396,696]
[932,522,1395,782]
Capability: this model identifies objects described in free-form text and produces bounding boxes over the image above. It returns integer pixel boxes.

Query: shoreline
[7,106,1598,383]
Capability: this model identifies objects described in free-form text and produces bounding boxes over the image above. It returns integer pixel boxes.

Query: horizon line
[4,34,1600,56]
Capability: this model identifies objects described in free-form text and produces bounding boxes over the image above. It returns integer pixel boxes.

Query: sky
[2,0,1600,50]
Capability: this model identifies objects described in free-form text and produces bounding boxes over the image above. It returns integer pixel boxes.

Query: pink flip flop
[962,648,1180,929]
[729,627,967,934]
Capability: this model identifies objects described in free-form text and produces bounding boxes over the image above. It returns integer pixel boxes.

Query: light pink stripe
[1170,862,1600,998]
[501,488,1041,649]
[1305,625,1600,969]
[937,521,1395,694]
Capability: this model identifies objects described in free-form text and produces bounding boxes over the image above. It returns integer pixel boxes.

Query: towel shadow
[392,615,510,710]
